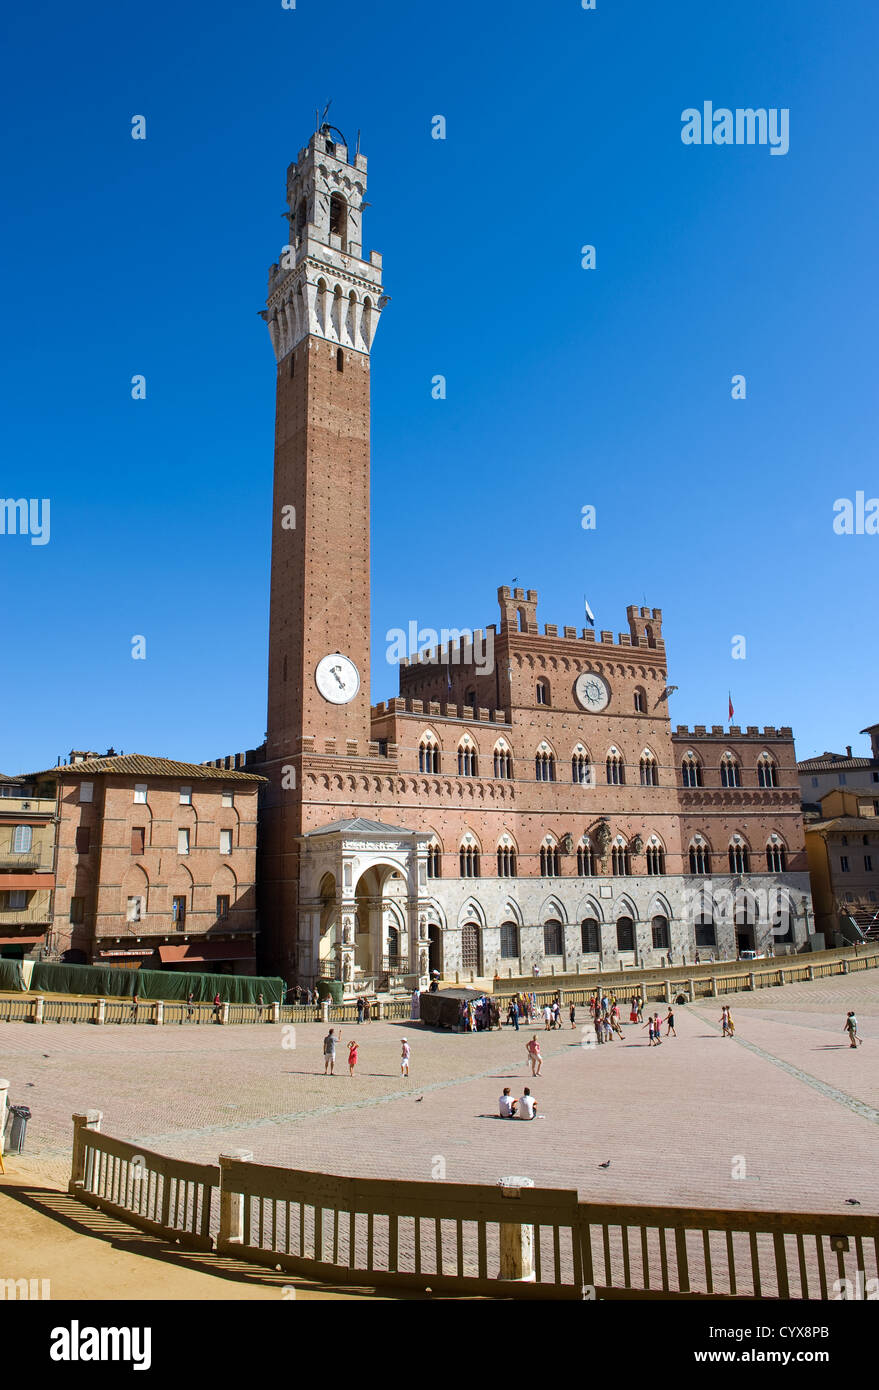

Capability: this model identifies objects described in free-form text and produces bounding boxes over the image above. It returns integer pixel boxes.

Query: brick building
[0,773,55,959]
[804,789,879,941]
[241,122,814,991]
[27,753,264,971]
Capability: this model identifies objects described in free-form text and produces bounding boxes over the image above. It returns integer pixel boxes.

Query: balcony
[0,903,52,925]
[0,848,54,872]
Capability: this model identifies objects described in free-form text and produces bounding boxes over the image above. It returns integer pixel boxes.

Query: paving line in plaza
[691,1009,879,1126]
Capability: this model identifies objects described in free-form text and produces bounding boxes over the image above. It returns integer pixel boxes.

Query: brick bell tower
[258,123,386,976]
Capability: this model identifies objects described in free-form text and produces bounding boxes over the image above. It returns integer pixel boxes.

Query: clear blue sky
[2,0,877,774]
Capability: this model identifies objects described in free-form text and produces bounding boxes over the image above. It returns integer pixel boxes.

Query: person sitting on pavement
[498,1087,518,1118]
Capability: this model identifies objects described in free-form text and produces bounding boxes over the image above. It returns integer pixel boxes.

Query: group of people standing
[458,996,500,1031]
[505,992,539,1029]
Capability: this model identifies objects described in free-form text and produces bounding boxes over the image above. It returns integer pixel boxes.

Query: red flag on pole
[728,693,734,722]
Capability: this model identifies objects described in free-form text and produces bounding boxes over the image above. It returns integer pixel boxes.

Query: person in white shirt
[518,1087,537,1120]
[498,1087,518,1118]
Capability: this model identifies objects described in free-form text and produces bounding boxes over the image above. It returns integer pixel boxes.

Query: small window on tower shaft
[336,347,344,373]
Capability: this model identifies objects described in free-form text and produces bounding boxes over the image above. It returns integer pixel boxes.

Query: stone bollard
[778,970,786,987]
[33,996,44,1024]
[218,1150,253,1246]
[272,1002,280,1023]
[687,977,695,1000]
[497,1176,535,1282]
[665,979,672,1004]
[842,960,850,975]
[749,972,756,992]
[710,976,718,997]
[69,1110,103,1192]
[808,965,815,981]
[95,999,105,1025]
[221,1002,230,1025]
[155,1001,164,1025]
[377,1000,385,1020]
[321,1001,330,1023]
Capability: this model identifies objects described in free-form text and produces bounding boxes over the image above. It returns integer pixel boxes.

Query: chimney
[846,745,852,758]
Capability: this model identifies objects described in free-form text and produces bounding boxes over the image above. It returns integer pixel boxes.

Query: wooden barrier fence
[66,1119,879,1300]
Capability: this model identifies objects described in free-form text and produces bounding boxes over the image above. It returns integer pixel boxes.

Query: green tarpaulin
[28,961,285,1004]
[0,959,24,992]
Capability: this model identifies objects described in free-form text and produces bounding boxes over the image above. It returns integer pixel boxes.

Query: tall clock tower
[258,125,386,972]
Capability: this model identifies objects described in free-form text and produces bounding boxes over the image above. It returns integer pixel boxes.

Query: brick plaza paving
[2,970,878,1216]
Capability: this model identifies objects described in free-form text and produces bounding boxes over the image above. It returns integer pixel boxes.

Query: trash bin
[6,1104,31,1154]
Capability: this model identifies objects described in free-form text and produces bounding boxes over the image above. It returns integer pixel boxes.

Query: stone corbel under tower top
[261,124,387,361]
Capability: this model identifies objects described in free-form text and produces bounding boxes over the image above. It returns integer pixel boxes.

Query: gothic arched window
[535,747,556,782]
[688,840,711,874]
[639,751,659,786]
[646,842,665,875]
[721,754,742,789]
[459,843,481,878]
[766,839,787,872]
[606,750,625,785]
[576,840,595,875]
[457,739,477,777]
[611,842,631,876]
[728,840,750,874]
[419,734,440,774]
[757,755,779,789]
[572,745,592,785]
[681,753,703,788]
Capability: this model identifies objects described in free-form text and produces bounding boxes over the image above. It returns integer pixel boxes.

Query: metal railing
[65,1120,879,1300]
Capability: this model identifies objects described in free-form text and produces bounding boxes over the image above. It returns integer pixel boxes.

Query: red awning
[156,941,257,964]
[0,933,46,945]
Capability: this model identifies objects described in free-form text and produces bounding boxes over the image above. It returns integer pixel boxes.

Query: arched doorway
[461,922,481,974]
[353,864,409,983]
[428,923,443,977]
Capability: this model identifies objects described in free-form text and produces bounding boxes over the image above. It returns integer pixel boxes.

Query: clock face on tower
[575,671,610,713]
[315,653,361,705]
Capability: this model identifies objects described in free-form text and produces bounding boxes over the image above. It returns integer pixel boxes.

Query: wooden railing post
[0,1078,8,1161]
[498,1176,535,1282]
[218,1150,253,1247]
[69,1110,102,1193]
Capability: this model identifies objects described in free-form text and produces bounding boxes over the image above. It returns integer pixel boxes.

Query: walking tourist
[186,991,194,1022]
[663,1006,677,1038]
[323,1027,340,1074]
[543,1003,552,1030]
[844,1011,863,1048]
[212,992,222,1023]
[131,993,139,1022]
[356,996,365,1024]
[347,1039,359,1077]
[526,1034,543,1075]
[400,1037,411,1077]
[569,1001,576,1030]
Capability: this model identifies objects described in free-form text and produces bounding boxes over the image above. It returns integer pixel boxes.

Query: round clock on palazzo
[315,653,361,704]
[575,671,610,713]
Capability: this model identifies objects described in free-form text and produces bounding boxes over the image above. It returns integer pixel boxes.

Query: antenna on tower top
[355,128,361,157]
[318,100,332,132]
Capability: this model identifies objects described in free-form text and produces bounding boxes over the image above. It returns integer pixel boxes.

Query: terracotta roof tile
[25,753,265,783]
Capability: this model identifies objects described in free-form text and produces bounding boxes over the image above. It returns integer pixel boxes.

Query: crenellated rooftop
[673,725,794,741]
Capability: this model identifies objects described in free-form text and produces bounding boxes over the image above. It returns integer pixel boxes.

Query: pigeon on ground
[415,1096,423,1103]
[845,1198,861,1206]
[599,1161,611,1169]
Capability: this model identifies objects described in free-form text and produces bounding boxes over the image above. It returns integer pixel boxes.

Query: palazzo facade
[219,122,813,991]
